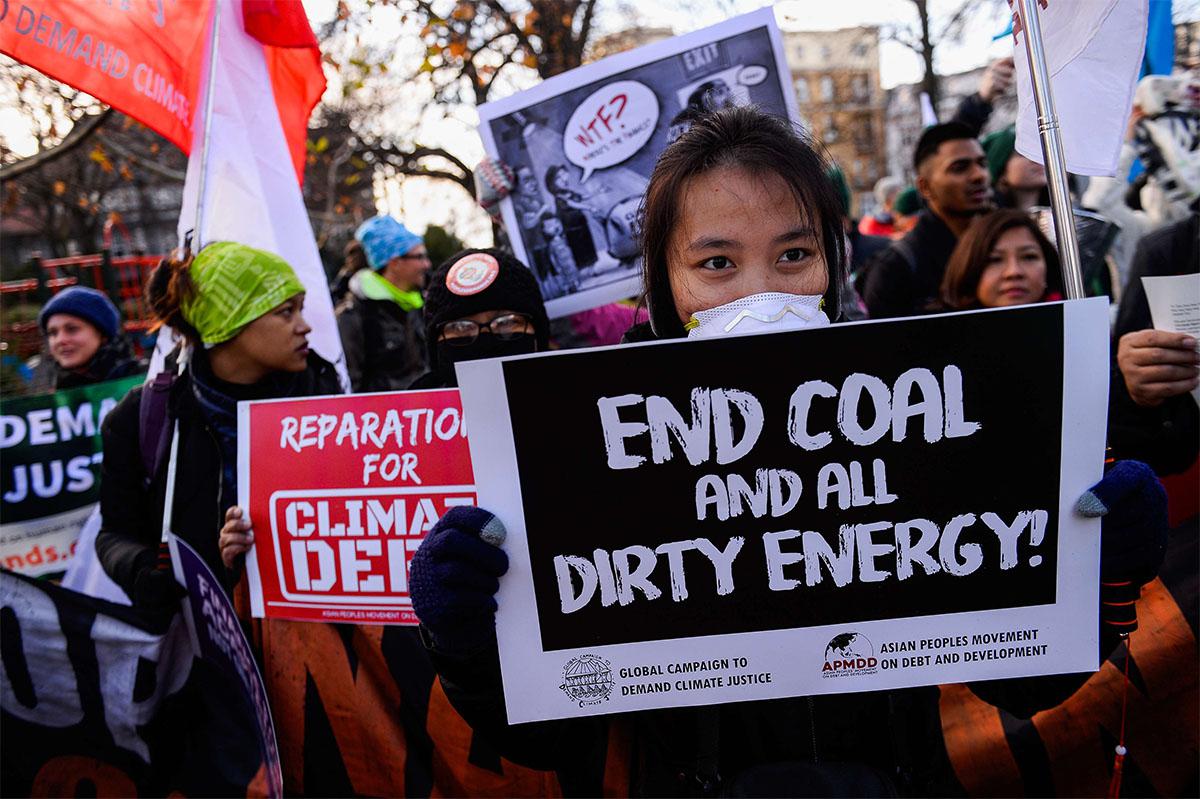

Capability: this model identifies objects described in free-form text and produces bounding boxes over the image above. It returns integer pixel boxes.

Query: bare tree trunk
[915,0,939,108]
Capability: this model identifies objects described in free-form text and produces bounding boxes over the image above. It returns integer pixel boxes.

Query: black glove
[131,544,186,628]
[410,507,509,657]
[1075,460,1169,631]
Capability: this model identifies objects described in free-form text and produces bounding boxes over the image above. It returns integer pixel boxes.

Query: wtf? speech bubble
[563,80,660,182]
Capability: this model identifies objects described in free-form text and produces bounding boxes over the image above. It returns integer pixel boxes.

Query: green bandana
[357,268,424,311]
[182,242,306,345]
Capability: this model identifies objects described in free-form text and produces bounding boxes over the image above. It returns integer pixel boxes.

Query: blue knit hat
[355,216,423,271]
[38,286,121,340]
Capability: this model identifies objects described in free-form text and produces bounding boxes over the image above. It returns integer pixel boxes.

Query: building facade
[784,27,887,216]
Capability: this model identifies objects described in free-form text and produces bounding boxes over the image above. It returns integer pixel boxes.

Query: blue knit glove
[410,507,509,656]
[1075,460,1169,631]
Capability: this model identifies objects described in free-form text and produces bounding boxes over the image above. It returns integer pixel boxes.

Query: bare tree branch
[0,108,112,182]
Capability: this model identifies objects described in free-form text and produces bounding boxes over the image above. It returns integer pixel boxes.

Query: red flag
[244,0,326,183]
[1,0,326,185]
[0,0,213,154]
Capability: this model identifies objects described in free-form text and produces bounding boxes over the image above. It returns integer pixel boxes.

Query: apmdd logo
[560,654,614,706]
[822,632,879,678]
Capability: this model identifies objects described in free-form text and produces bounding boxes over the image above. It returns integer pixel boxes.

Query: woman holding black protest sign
[410,107,1169,797]
[96,241,341,608]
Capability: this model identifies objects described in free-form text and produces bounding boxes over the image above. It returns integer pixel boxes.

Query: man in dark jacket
[863,123,991,319]
[1109,212,1200,475]
[337,215,431,391]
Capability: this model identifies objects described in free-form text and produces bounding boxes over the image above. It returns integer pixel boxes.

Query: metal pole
[191,0,223,244]
[1015,0,1086,300]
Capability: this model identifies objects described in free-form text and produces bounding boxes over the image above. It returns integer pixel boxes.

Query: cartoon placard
[477,8,798,318]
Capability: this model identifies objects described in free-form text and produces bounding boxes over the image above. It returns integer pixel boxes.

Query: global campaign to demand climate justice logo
[458,300,1111,723]
[478,9,798,318]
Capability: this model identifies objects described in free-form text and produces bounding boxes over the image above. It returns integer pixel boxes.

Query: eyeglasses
[399,251,432,263]
[440,313,534,346]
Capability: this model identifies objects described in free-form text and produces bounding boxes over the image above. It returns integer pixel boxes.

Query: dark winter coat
[336,272,428,392]
[862,210,960,320]
[95,351,342,599]
[1108,213,1200,476]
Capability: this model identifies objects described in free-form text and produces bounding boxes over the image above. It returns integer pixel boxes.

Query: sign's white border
[457,299,1110,724]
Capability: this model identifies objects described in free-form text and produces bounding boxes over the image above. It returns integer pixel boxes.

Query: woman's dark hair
[544,164,568,195]
[145,248,202,345]
[638,105,847,338]
[940,209,1063,310]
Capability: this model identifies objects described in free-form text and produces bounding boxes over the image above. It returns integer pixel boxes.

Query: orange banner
[0,0,213,154]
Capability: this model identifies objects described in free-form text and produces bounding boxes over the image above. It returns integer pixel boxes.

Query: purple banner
[168,533,282,798]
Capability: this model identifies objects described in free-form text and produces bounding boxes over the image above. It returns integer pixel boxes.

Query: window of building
[852,74,869,101]
[820,75,834,102]
[824,114,839,143]
[794,77,810,104]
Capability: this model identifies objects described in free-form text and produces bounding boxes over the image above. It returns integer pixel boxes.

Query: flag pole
[191,0,223,243]
[1014,0,1086,300]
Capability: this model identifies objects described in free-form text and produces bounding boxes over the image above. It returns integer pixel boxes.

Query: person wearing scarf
[336,215,432,391]
[95,241,341,606]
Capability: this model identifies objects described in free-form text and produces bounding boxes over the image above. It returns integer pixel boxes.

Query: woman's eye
[699,256,733,271]
[779,248,811,264]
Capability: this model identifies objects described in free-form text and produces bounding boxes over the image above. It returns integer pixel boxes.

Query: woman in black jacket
[96,242,341,609]
[409,107,1168,797]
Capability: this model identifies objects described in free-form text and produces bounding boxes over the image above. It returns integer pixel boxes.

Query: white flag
[175,1,346,383]
[1013,0,1148,176]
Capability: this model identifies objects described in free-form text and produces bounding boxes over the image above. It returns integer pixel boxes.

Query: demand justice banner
[457,299,1111,724]
[0,374,141,576]
[239,389,474,624]
[477,8,798,319]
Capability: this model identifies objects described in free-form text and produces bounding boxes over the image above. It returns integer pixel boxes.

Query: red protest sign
[239,389,473,625]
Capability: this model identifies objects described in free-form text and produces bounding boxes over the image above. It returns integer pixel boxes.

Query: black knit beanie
[424,248,550,368]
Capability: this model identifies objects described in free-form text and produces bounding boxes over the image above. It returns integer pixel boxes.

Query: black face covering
[434,333,537,386]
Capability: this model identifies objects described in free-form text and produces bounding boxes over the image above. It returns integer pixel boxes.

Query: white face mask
[686,292,830,339]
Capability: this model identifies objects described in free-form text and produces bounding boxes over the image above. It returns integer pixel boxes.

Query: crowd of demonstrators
[862,122,992,319]
[96,242,340,607]
[337,215,431,392]
[28,286,143,392]
[13,42,1192,798]
[408,106,1171,798]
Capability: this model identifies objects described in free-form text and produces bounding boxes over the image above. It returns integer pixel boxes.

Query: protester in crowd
[981,127,1049,212]
[410,248,551,389]
[863,122,992,319]
[33,286,142,391]
[891,185,921,237]
[328,237,368,305]
[858,176,905,238]
[95,242,341,606]
[1109,211,1200,476]
[939,209,1063,310]
[409,107,1168,798]
[828,165,886,319]
[337,215,430,391]
[953,56,1015,137]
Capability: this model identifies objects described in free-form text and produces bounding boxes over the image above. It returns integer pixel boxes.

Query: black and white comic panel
[479,11,796,317]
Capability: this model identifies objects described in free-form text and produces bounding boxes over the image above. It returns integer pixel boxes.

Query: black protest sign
[507,306,1062,650]
[459,300,1109,722]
